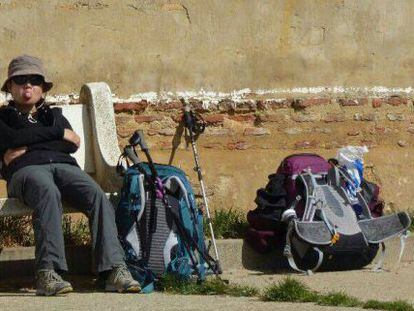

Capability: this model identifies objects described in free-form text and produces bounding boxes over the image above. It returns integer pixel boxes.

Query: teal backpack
[116,161,219,292]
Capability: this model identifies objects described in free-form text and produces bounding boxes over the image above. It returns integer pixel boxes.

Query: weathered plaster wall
[0,0,413,213]
[0,0,414,96]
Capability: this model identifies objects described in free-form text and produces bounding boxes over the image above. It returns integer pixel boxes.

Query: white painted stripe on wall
[111,86,414,107]
[1,86,414,106]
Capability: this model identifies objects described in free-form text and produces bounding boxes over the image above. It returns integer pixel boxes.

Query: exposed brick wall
[114,96,414,152]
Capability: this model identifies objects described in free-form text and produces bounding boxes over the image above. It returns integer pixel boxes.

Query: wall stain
[127,1,153,13]
[0,0,14,9]
[90,24,121,32]
[161,2,192,24]
[2,27,16,40]
[128,1,191,24]
[58,1,110,10]
[278,0,297,54]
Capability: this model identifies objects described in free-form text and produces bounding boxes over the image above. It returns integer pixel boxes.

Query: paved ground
[1,264,411,311]
[0,271,406,311]
[224,261,414,303]
[1,238,412,310]
[0,292,372,311]
[0,273,374,311]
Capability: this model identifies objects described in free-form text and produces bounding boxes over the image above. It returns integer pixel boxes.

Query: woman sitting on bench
[0,55,140,295]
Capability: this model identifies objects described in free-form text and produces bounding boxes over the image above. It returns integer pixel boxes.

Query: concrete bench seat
[0,194,117,217]
[0,82,122,217]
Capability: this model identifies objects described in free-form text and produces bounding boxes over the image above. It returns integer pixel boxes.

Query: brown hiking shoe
[105,264,140,293]
[36,270,73,296]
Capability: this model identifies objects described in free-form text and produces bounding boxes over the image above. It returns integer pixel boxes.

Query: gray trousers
[7,163,125,273]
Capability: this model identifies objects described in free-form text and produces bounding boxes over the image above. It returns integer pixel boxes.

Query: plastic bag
[336,146,369,209]
[337,146,368,182]
[337,146,369,169]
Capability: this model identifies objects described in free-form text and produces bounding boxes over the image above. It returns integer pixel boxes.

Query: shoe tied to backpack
[105,263,141,293]
[36,269,73,296]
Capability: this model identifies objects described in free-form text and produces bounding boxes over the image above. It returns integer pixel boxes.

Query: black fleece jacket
[0,101,79,181]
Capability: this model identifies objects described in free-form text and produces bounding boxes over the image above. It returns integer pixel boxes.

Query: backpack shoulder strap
[297,171,319,222]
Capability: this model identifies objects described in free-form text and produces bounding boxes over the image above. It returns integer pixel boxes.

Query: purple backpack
[277,154,330,215]
[247,154,331,250]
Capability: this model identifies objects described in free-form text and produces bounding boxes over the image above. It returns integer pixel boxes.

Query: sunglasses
[11,75,44,86]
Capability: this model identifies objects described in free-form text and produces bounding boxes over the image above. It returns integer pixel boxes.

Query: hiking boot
[105,264,141,293]
[36,270,73,296]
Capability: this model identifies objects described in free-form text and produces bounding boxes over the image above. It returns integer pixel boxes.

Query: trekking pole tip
[215,261,223,275]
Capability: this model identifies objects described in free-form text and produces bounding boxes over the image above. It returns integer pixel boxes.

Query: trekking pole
[183,103,222,274]
[129,130,166,198]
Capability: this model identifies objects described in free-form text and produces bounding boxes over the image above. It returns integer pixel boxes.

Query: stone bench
[0,82,122,217]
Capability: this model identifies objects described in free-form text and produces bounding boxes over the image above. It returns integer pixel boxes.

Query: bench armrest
[80,82,122,192]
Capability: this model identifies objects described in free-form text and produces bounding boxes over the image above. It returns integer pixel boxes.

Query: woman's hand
[3,146,28,166]
[63,129,81,147]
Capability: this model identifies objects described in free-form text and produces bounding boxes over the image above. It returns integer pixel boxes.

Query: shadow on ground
[0,275,100,294]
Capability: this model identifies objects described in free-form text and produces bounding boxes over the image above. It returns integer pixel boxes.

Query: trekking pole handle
[183,105,195,131]
[128,131,139,146]
[136,130,148,151]
[124,145,140,165]
[129,130,148,151]
[130,130,158,178]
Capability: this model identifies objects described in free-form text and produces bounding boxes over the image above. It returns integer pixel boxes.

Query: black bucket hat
[1,55,53,92]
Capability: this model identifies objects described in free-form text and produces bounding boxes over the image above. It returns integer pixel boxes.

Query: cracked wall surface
[0,0,413,96]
